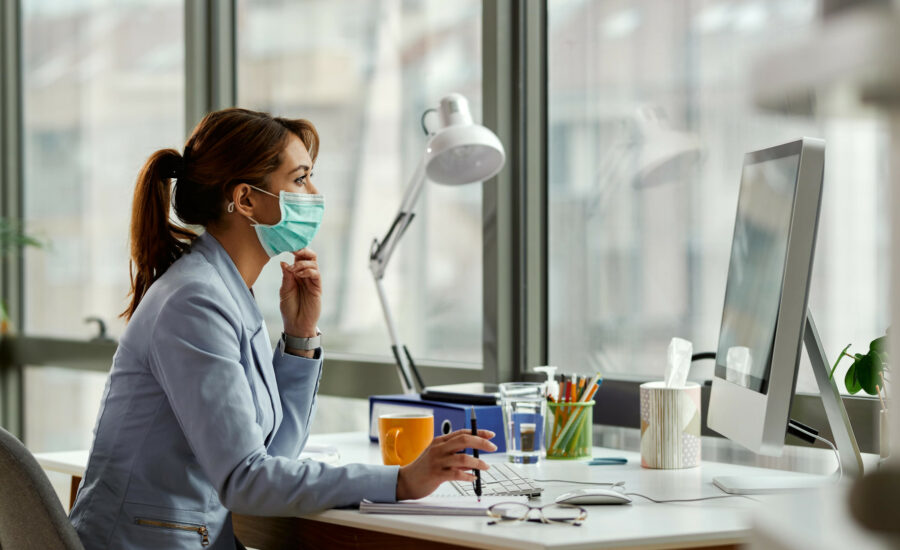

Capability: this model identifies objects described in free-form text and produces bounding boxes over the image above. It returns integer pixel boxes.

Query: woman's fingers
[449,470,477,483]
[433,428,495,444]
[438,434,498,454]
[441,453,489,471]
[287,260,318,272]
[292,267,320,280]
[292,248,317,261]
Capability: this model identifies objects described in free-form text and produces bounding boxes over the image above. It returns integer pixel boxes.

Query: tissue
[664,337,693,388]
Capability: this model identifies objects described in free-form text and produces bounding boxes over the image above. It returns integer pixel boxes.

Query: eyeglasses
[486,502,587,527]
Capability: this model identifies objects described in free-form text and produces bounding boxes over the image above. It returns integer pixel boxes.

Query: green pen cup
[545,401,594,459]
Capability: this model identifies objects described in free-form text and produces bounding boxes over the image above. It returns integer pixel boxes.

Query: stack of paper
[360,495,527,516]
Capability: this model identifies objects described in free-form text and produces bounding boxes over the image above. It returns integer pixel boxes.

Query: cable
[788,422,842,483]
[420,108,437,135]
[533,479,626,487]
[627,492,759,504]
[534,479,760,503]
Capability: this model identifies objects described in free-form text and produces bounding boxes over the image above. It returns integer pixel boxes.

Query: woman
[69,108,495,549]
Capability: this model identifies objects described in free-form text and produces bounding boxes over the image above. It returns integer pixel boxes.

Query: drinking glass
[500,382,546,464]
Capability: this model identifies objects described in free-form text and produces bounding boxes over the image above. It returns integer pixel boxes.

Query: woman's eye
[295,172,314,186]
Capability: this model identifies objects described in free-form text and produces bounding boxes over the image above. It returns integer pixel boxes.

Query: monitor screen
[715,153,801,394]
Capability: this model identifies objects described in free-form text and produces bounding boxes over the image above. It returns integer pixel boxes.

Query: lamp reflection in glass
[369,93,505,394]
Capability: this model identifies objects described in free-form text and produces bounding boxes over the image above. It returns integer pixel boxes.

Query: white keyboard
[450,462,543,498]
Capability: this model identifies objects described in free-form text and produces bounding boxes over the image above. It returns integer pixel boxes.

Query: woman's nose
[307,182,320,194]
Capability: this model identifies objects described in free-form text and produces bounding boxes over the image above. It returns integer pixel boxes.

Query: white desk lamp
[369,93,506,394]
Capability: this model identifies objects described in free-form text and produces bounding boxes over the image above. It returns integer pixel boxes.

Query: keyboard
[450,462,543,498]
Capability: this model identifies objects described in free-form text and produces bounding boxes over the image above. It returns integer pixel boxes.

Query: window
[21,0,185,453]
[23,0,185,340]
[236,0,484,365]
[547,0,889,394]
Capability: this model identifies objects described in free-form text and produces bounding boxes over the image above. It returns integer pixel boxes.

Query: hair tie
[170,145,192,180]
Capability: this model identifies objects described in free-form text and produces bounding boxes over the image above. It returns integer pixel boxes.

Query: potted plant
[829,329,890,458]
[0,218,45,333]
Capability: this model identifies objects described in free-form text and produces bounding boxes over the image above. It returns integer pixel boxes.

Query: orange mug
[378,414,434,466]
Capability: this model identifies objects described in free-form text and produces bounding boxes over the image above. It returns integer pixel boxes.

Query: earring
[227,202,235,213]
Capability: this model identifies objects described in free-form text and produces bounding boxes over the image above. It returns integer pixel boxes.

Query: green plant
[0,218,46,331]
[0,218,44,256]
[829,329,890,406]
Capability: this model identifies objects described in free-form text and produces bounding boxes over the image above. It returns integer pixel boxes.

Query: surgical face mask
[228,186,325,257]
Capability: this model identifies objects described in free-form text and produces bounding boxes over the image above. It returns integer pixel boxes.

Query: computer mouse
[555,488,632,505]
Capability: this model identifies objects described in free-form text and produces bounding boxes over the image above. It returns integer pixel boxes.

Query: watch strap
[282,331,321,351]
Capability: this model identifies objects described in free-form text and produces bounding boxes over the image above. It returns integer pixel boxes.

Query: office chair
[0,427,85,550]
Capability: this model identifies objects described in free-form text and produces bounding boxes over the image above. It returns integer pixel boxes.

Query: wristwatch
[281,330,322,351]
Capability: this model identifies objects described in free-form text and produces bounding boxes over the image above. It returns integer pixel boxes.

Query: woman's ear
[230,183,255,217]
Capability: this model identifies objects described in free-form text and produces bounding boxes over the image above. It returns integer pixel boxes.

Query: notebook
[359,494,527,516]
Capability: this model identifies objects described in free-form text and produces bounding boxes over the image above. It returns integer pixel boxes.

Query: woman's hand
[279,248,322,338]
[395,429,497,501]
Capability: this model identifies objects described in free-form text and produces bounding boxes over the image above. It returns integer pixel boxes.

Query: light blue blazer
[69,232,399,549]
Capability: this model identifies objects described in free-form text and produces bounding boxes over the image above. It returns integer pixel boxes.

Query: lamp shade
[423,93,506,185]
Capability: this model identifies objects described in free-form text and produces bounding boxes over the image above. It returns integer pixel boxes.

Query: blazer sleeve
[147,281,399,515]
[266,346,322,459]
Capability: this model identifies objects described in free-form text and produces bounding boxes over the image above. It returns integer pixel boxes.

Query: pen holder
[546,401,594,459]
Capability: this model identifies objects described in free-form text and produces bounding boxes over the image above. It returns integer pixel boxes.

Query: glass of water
[500,382,547,464]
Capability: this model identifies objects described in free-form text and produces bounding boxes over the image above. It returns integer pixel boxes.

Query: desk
[36,431,820,550]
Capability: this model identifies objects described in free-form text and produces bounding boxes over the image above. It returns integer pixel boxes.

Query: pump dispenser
[534,366,559,402]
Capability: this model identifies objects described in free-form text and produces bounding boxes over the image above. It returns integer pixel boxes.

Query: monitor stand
[713,311,865,495]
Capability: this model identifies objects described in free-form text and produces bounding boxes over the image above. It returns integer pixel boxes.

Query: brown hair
[123,107,319,320]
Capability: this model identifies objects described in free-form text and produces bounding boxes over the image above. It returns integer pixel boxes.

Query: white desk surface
[35,431,823,550]
[748,484,894,550]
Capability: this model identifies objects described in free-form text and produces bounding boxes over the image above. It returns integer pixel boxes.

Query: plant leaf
[870,336,889,358]
[829,344,852,380]
[855,352,883,396]
[845,363,862,394]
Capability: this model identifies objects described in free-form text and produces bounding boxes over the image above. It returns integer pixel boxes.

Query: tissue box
[368,394,505,454]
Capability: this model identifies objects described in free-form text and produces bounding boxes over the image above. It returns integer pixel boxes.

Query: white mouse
[555,488,632,505]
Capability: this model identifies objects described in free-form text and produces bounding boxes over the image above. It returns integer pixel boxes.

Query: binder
[368,394,506,453]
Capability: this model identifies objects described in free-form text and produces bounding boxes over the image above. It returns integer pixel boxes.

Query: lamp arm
[369,157,427,280]
[368,157,429,394]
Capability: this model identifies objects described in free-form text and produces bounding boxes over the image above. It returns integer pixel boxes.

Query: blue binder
[368,394,506,454]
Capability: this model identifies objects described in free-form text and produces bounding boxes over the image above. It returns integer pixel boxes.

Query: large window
[23,0,185,340]
[21,0,184,451]
[547,0,889,394]
[236,0,484,365]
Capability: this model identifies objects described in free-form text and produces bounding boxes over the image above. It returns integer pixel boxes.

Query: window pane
[21,0,184,464]
[23,0,185,340]
[237,0,483,365]
[547,0,889,394]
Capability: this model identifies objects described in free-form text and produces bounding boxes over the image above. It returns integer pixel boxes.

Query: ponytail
[122,149,197,320]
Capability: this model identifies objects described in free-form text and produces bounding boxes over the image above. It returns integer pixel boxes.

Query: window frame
[0,0,885,457]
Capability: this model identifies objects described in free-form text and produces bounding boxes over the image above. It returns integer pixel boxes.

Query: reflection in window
[547,0,889,393]
[237,0,484,365]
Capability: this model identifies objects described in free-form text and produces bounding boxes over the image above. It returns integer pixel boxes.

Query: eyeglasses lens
[489,502,530,522]
[542,504,583,523]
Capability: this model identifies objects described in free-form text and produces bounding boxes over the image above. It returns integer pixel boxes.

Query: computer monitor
[707,138,825,456]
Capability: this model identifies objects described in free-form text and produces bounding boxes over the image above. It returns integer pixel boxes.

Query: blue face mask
[231,186,325,257]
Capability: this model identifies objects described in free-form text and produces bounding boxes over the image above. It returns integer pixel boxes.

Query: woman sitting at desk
[68,108,495,550]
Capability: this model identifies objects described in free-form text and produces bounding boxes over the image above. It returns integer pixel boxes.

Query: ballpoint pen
[471,407,481,501]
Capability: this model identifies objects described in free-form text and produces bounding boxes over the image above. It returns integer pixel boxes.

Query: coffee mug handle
[384,427,402,464]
